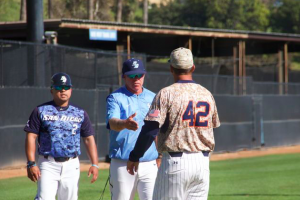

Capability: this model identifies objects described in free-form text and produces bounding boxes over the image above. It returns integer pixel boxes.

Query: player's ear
[170,65,174,73]
[190,65,195,73]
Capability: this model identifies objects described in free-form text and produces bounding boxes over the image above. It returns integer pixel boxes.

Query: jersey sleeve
[80,111,95,137]
[106,94,120,130]
[211,94,220,128]
[23,107,41,134]
[144,90,169,128]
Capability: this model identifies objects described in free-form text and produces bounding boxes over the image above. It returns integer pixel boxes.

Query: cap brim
[124,70,146,75]
[51,84,72,87]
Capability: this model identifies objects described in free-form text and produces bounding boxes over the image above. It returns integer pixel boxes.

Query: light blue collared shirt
[106,86,158,161]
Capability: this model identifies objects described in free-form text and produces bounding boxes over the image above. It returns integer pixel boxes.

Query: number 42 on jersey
[182,100,210,127]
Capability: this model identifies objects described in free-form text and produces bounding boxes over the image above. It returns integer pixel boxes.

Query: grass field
[0,153,299,200]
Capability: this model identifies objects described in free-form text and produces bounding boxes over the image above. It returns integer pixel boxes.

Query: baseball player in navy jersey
[106,58,160,200]
[24,72,99,200]
[127,47,220,200]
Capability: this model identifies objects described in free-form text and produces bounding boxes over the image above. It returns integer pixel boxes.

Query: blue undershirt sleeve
[24,107,41,134]
[129,120,159,162]
[80,111,95,137]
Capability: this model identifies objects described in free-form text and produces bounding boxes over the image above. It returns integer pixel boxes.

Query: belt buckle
[202,151,209,157]
[54,157,69,162]
[168,152,183,157]
[44,155,76,162]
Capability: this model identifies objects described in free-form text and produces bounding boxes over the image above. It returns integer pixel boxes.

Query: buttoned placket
[137,94,140,123]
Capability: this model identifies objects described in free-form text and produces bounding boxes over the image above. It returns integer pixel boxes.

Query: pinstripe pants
[153,152,210,200]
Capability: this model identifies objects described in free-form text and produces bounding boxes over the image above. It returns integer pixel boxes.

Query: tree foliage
[45,0,87,19]
[149,0,185,26]
[93,0,113,21]
[112,0,144,23]
[1,0,300,34]
[270,0,300,34]
[149,0,270,31]
[204,0,269,31]
[0,0,21,21]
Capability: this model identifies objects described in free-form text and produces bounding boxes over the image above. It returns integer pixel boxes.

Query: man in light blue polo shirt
[106,58,159,200]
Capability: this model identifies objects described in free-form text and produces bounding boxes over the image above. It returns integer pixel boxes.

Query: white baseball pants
[109,159,158,200]
[35,155,80,200]
[153,152,210,200]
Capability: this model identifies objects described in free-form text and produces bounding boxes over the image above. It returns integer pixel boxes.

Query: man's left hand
[88,166,99,183]
[156,158,162,168]
[127,160,139,175]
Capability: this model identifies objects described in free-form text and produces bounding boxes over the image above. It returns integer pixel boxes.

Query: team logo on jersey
[61,76,67,83]
[132,61,139,68]
[42,114,82,122]
[148,109,160,118]
[26,120,30,127]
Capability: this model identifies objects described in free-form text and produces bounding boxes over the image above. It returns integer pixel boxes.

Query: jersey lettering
[72,124,78,135]
[182,101,210,127]
[195,102,210,127]
[42,114,82,122]
[182,101,194,126]
[43,115,59,121]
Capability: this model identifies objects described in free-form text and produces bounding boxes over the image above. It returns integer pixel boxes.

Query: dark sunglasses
[52,86,71,91]
[127,74,144,79]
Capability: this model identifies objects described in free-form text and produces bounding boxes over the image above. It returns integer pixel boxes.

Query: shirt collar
[122,86,145,98]
[51,100,69,111]
[177,80,196,84]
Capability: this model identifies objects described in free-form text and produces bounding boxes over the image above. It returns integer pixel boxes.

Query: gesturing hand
[125,113,138,131]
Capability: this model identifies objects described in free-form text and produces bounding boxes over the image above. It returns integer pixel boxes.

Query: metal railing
[1,39,300,95]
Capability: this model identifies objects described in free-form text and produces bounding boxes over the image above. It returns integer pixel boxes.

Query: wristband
[92,164,99,169]
[27,161,36,169]
[157,153,163,159]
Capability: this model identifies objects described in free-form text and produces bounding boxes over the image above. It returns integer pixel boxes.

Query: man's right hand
[27,166,41,182]
[124,113,138,131]
[127,160,139,175]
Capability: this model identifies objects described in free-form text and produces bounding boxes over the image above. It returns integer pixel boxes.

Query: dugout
[1,19,300,84]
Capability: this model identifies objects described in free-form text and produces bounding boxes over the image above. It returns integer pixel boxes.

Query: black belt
[44,155,77,162]
[168,151,209,157]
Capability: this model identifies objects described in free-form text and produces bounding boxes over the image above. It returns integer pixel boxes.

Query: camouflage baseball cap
[169,47,194,69]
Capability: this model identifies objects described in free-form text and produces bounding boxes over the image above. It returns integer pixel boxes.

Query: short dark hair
[171,66,193,75]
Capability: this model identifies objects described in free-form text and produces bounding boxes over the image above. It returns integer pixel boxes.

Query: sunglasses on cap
[127,74,144,79]
[52,85,71,91]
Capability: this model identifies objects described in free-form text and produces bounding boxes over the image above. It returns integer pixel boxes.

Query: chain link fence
[1,39,300,95]
[1,40,300,168]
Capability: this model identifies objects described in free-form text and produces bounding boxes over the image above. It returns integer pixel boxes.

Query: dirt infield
[1,145,300,180]
[0,162,110,180]
[210,145,300,161]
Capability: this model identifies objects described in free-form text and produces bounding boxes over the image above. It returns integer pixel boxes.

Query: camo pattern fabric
[24,101,94,157]
[145,81,220,152]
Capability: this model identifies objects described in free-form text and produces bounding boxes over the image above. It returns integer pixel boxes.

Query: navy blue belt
[44,155,77,162]
[168,151,209,157]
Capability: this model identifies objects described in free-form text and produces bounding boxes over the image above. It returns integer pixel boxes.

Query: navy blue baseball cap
[122,58,146,75]
[51,72,72,87]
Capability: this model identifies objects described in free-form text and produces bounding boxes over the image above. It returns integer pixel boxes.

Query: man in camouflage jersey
[127,47,220,200]
[24,72,99,200]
